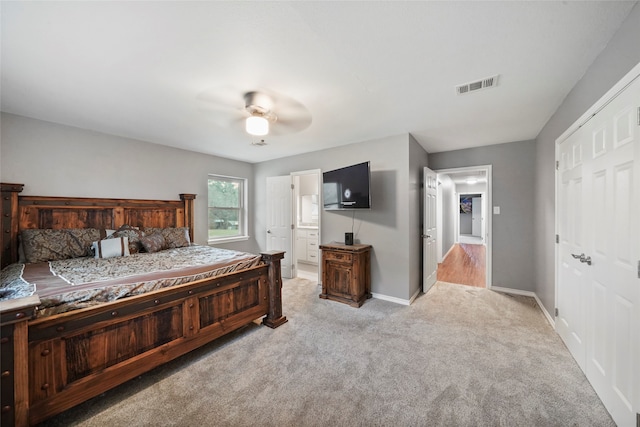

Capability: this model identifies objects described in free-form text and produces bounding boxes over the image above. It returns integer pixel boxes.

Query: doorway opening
[458,193,484,244]
[291,170,321,283]
[435,165,492,288]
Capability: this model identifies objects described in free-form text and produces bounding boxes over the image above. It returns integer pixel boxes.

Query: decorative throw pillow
[110,225,145,253]
[139,233,166,253]
[143,227,190,249]
[21,228,101,263]
[92,237,130,259]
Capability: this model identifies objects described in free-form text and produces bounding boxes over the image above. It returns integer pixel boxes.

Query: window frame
[207,174,249,244]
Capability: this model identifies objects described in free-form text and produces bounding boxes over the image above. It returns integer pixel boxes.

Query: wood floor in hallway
[437,243,486,288]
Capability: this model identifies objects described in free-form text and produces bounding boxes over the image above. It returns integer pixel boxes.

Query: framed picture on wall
[460,196,472,213]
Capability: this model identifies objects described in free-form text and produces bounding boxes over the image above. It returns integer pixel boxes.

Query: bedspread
[3,245,262,317]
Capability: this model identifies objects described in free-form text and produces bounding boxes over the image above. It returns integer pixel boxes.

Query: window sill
[208,235,250,245]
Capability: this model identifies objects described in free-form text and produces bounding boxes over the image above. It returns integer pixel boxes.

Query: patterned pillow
[110,225,145,253]
[21,228,101,263]
[143,227,190,249]
[139,233,166,253]
[92,237,130,259]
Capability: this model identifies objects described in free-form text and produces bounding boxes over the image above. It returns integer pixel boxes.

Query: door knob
[267,230,271,234]
[571,253,592,265]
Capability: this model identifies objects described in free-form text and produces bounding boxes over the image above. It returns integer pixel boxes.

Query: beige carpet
[40,278,613,426]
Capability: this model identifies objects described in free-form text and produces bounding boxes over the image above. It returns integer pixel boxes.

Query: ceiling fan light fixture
[246,115,269,136]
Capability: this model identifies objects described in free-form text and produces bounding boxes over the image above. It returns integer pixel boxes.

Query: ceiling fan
[197,88,312,144]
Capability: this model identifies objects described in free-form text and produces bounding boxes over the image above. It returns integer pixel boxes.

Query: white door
[423,167,438,293]
[557,126,588,370]
[557,74,639,427]
[266,175,293,279]
[471,196,482,237]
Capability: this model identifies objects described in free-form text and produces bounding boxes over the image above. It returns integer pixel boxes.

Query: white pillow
[93,236,130,259]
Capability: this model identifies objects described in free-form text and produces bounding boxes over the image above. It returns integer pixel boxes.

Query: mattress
[2,245,262,317]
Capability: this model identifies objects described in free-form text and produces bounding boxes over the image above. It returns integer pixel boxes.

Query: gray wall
[534,3,640,314]
[429,139,537,291]
[0,113,259,253]
[437,174,455,258]
[254,134,428,301]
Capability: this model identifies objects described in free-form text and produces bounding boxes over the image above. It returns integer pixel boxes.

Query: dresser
[319,243,371,307]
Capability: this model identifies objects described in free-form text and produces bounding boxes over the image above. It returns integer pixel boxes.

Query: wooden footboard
[1,251,286,426]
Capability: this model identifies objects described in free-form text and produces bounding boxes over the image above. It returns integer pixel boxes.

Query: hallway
[437,243,486,288]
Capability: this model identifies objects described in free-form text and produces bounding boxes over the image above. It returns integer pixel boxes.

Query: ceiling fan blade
[270,116,312,136]
[196,86,311,138]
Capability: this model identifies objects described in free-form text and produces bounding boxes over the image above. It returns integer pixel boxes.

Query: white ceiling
[1,1,636,164]
[443,170,487,185]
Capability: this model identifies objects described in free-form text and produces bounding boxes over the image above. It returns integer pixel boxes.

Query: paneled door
[423,167,438,293]
[556,74,639,427]
[557,123,588,369]
[471,196,482,238]
[266,175,293,279]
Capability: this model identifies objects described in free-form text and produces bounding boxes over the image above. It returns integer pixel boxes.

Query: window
[208,175,247,243]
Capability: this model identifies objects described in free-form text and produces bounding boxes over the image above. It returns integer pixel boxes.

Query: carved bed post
[1,295,40,427]
[179,194,196,243]
[1,183,24,269]
[260,251,288,328]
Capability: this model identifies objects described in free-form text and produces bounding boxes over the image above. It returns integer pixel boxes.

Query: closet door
[557,123,588,370]
[557,75,639,427]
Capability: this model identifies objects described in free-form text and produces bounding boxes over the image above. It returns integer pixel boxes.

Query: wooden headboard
[1,183,196,268]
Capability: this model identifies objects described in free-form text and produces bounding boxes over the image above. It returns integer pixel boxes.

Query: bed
[0,183,287,426]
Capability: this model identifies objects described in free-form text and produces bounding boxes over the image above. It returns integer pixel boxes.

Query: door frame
[457,191,485,242]
[290,169,322,282]
[435,165,493,288]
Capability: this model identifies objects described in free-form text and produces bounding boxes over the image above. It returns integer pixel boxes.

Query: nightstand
[319,243,371,307]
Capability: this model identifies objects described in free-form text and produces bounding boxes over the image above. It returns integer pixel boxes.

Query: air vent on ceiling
[456,74,500,95]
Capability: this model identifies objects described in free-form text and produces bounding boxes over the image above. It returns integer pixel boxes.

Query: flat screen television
[322,161,371,210]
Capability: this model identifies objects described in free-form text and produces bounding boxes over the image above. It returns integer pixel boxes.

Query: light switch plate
[493,206,500,215]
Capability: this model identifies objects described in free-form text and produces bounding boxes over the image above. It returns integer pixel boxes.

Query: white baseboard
[534,294,555,327]
[408,288,421,305]
[371,292,412,306]
[441,244,455,262]
[491,286,555,327]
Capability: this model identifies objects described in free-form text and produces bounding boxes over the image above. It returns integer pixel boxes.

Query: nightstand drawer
[323,251,352,263]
